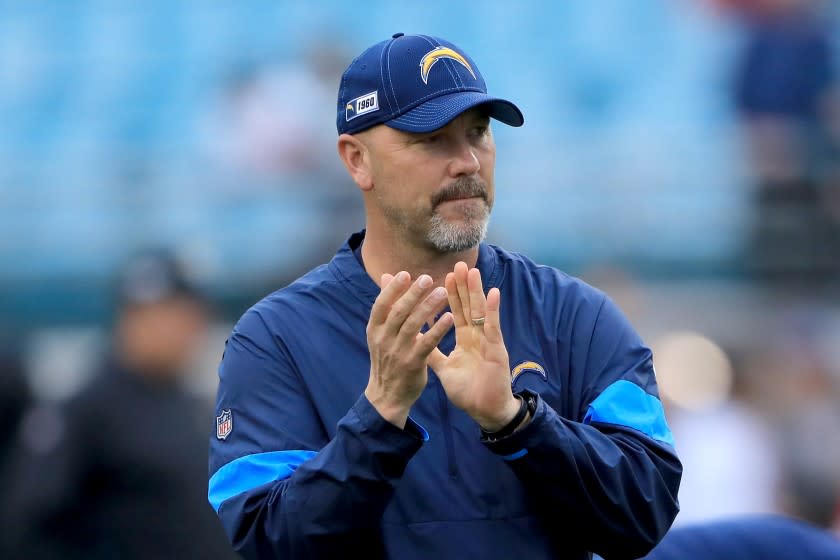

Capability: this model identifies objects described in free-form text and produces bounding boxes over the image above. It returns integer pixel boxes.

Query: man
[10,251,237,559]
[209,34,681,559]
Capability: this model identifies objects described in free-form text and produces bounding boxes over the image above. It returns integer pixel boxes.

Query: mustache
[431,178,488,208]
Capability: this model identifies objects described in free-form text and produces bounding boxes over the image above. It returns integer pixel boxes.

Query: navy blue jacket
[209,231,681,559]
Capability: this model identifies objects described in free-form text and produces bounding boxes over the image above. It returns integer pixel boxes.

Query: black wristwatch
[480,392,535,441]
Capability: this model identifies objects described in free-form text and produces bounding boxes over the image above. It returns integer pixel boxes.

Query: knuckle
[372,294,389,311]
[409,282,430,300]
[401,318,423,337]
[422,295,443,313]
[391,298,417,319]
[368,331,385,348]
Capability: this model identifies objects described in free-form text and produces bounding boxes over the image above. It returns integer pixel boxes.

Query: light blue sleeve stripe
[583,380,675,447]
[208,449,317,512]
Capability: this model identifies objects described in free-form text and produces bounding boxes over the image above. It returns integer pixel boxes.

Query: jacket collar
[328,230,500,308]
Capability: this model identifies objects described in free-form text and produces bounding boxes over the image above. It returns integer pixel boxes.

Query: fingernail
[432,287,446,298]
[397,271,409,282]
[418,275,432,288]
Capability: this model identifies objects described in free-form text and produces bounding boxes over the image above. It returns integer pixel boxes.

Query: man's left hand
[427,261,520,432]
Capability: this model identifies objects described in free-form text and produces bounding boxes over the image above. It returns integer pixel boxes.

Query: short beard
[426,177,491,252]
[427,206,489,252]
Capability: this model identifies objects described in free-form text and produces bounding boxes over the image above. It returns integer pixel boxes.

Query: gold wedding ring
[471,317,486,327]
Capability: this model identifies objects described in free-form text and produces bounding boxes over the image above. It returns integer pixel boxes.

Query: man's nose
[447,139,480,177]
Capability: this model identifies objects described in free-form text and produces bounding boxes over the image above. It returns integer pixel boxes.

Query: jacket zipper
[433,376,458,479]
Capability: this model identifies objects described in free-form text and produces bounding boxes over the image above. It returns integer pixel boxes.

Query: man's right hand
[365,271,453,428]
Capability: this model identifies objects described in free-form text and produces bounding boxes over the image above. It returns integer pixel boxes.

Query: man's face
[361,107,496,253]
[119,297,209,378]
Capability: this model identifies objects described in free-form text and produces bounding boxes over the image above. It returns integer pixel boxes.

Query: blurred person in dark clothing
[0,346,31,482]
[7,251,237,560]
[0,344,33,557]
[729,0,840,286]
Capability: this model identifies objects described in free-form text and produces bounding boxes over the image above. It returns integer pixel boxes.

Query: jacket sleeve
[483,295,682,560]
[208,307,427,559]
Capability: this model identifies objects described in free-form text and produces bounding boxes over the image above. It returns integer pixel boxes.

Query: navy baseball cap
[117,250,206,307]
[337,33,524,135]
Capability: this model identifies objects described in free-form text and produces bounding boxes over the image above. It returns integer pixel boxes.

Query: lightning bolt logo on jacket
[511,361,547,383]
[419,46,477,84]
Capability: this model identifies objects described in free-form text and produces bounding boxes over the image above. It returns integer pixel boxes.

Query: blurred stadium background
[1,0,839,543]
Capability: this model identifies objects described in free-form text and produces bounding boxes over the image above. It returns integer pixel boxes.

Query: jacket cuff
[351,394,429,453]
[482,389,551,461]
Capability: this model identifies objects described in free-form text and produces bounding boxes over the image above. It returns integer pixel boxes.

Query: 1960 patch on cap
[216,409,232,440]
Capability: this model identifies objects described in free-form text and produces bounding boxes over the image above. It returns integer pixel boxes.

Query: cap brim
[386,91,524,133]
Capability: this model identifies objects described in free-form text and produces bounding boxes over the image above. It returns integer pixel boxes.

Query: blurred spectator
[0,343,33,557]
[197,37,365,274]
[652,332,781,524]
[199,39,349,185]
[737,321,840,531]
[728,0,840,286]
[641,514,840,559]
[777,401,840,531]
[758,360,840,529]
[6,250,237,559]
[0,345,31,481]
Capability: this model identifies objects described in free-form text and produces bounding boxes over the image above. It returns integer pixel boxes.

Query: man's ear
[337,133,374,191]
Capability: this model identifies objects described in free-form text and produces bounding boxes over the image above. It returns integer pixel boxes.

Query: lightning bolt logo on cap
[419,46,477,84]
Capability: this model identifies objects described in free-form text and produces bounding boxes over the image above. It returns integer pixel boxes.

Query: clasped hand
[365,262,520,432]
